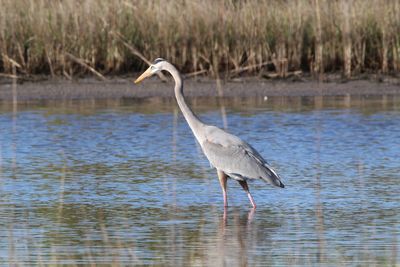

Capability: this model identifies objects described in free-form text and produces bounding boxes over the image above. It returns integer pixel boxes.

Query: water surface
[0,95,399,265]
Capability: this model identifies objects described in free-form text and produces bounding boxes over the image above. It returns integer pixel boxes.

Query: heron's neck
[167,64,205,141]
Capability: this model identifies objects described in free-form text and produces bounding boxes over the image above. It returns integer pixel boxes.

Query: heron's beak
[134,67,153,84]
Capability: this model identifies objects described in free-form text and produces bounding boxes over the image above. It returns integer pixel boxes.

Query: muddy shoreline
[0,77,400,101]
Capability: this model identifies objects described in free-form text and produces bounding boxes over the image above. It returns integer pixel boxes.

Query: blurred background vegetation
[1,0,399,79]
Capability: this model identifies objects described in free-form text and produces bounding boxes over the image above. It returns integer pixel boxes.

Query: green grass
[0,0,399,78]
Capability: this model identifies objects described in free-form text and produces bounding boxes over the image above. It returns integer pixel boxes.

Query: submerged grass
[0,0,400,78]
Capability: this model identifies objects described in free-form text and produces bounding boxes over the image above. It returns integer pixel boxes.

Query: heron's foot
[222,207,228,225]
[238,180,257,209]
[248,207,256,222]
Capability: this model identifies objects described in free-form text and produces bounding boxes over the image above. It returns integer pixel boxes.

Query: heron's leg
[238,180,256,209]
[217,170,228,207]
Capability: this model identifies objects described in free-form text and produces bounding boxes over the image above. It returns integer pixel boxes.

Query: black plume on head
[153,58,165,64]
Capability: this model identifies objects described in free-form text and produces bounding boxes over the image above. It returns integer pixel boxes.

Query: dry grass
[0,0,399,79]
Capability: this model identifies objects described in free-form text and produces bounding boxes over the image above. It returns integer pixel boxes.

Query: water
[0,95,399,265]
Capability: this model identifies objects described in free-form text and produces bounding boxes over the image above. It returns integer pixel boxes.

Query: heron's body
[135,59,284,208]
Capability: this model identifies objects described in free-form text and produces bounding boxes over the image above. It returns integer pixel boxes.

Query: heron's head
[134,58,165,83]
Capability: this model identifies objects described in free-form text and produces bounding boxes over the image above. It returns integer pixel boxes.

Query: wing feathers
[201,126,284,188]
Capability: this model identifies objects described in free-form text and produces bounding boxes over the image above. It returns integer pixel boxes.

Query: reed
[0,0,399,79]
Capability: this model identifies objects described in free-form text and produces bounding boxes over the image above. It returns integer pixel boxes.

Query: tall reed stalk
[0,0,399,78]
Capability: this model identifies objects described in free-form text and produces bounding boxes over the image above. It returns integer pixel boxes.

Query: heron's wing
[202,126,284,188]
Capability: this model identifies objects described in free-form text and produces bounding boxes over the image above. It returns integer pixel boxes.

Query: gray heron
[135,58,284,208]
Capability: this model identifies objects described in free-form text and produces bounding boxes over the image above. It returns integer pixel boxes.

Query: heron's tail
[261,164,285,188]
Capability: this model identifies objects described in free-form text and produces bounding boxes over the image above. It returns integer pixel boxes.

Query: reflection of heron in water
[135,58,284,208]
